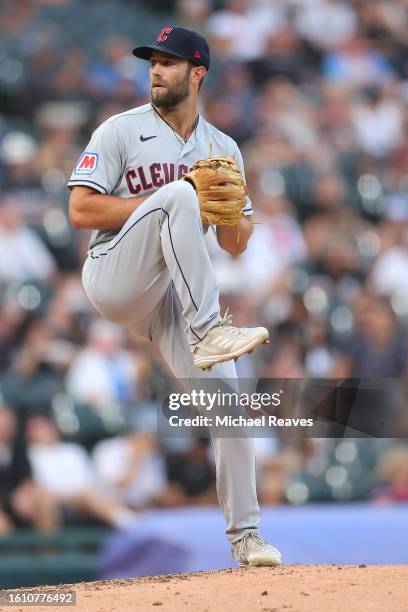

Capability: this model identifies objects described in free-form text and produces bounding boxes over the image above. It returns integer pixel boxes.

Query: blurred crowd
[1,0,408,533]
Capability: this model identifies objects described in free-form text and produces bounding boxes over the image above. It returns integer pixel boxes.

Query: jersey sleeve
[67,120,124,194]
[230,142,253,216]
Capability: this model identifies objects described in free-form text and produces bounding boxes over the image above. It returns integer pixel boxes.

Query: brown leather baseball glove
[183,155,248,225]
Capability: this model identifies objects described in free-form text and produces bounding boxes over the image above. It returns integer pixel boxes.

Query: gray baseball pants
[81,180,260,543]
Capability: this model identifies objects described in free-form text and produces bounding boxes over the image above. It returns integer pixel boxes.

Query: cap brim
[132,44,188,61]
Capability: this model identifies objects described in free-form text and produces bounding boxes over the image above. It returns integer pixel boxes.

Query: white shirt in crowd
[206,213,306,300]
[206,2,286,60]
[370,247,408,296]
[294,0,357,49]
[350,100,403,158]
[66,347,137,408]
[92,436,166,508]
[28,442,97,496]
[0,225,56,282]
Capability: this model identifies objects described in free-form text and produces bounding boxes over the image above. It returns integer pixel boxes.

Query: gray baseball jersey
[68,102,261,546]
[67,102,253,251]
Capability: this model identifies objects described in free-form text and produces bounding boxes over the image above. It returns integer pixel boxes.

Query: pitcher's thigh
[82,206,169,326]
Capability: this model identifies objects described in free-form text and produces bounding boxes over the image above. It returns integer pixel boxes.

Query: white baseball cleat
[231,533,283,568]
[192,309,269,371]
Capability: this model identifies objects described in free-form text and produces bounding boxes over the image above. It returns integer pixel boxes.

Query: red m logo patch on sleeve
[75,152,99,175]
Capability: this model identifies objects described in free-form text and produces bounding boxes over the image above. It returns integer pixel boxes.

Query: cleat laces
[234,533,266,560]
[215,308,243,336]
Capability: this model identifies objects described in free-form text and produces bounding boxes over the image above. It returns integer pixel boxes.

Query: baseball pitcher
[68,26,282,567]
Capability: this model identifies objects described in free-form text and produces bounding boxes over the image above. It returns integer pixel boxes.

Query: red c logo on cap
[157,27,173,43]
[194,50,201,59]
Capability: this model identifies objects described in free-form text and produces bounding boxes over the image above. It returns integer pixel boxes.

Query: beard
[151,70,190,108]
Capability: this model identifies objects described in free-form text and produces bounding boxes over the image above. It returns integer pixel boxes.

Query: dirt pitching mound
[2,565,407,612]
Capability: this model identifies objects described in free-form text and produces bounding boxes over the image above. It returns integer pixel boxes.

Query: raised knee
[165,180,198,209]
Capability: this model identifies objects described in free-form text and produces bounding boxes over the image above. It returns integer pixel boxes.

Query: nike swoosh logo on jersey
[140,135,157,142]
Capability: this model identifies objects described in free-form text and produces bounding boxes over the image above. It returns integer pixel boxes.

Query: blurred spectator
[316,83,355,150]
[369,198,408,296]
[51,47,88,101]
[294,0,357,51]
[164,438,217,506]
[371,444,408,503]
[206,0,286,61]
[176,0,212,31]
[350,85,403,158]
[0,195,56,283]
[0,132,50,220]
[257,439,316,505]
[207,195,306,303]
[26,415,139,527]
[203,63,256,143]
[0,403,57,533]
[252,77,318,152]
[249,27,310,86]
[44,275,88,346]
[85,37,148,103]
[34,101,88,181]
[303,317,339,377]
[322,36,395,86]
[303,172,368,280]
[66,319,140,409]
[262,340,306,379]
[1,318,65,413]
[0,298,26,370]
[371,243,408,297]
[332,293,407,378]
[92,429,166,509]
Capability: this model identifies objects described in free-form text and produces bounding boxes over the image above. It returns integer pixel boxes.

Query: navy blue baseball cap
[132,26,210,71]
